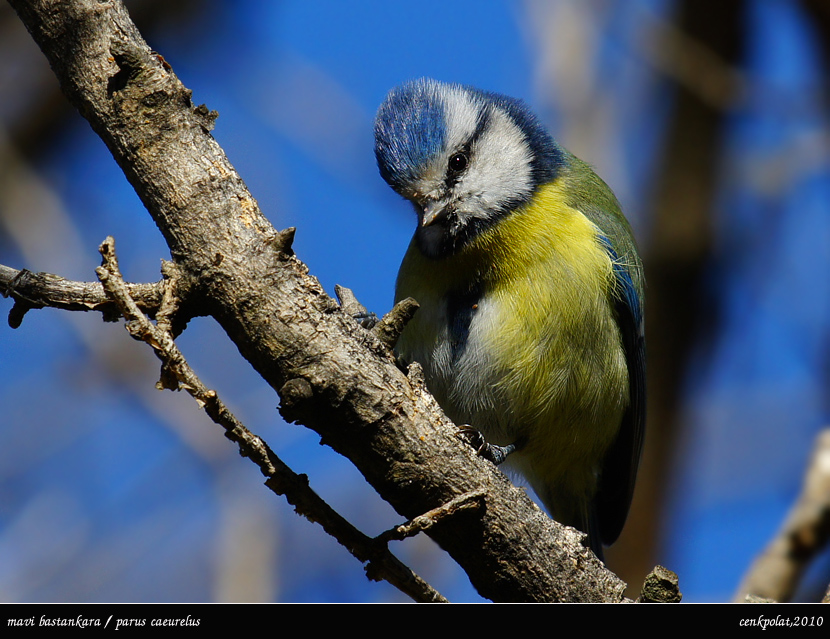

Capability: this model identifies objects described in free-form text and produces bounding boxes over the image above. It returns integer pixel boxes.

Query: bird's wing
[595,234,646,545]
[561,155,646,545]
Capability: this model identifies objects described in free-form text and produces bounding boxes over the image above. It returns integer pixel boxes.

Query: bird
[373,78,645,559]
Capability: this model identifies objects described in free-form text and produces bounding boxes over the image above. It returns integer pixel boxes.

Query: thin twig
[378,489,487,543]
[0,262,163,327]
[95,236,447,603]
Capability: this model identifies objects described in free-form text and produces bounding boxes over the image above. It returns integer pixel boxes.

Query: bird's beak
[420,200,448,227]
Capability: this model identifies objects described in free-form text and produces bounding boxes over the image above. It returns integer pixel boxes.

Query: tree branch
[93,235,446,603]
[734,429,830,602]
[7,0,633,601]
[0,263,163,327]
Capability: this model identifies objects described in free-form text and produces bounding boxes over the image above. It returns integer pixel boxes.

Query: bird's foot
[334,284,378,329]
[458,426,518,465]
[351,310,379,329]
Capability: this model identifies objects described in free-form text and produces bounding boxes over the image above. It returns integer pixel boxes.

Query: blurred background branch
[735,428,830,602]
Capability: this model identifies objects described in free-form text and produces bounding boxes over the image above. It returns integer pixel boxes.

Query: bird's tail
[584,502,604,563]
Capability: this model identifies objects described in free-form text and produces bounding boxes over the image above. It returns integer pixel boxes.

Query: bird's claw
[334,284,378,329]
[458,426,517,465]
[351,310,378,330]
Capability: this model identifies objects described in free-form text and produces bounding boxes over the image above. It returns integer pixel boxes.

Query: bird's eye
[448,152,468,174]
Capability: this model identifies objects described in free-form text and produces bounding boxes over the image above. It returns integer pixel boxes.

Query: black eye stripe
[443,103,491,185]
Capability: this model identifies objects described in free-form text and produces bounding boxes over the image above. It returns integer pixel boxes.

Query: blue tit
[373,78,645,558]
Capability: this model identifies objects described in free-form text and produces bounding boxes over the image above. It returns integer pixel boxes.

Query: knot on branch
[637,565,682,603]
[279,377,314,423]
[156,260,185,337]
[3,269,43,328]
[107,40,198,133]
[405,361,426,388]
[333,286,418,353]
[107,47,143,96]
[267,227,296,258]
[372,297,419,351]
[193,103,218,132]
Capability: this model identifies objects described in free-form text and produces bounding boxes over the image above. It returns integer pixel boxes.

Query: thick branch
[8,0,630,601]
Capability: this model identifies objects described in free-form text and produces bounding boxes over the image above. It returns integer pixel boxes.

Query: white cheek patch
[459,109,534,219]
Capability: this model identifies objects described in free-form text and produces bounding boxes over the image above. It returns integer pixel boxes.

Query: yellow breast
[395,179,630,499]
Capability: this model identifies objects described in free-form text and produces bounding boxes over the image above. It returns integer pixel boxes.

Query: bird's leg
[351,310,379,329]
[334,284,379,328]
[458,427,521,465]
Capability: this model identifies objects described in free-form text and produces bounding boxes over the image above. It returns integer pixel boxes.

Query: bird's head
[374,78,565,258]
